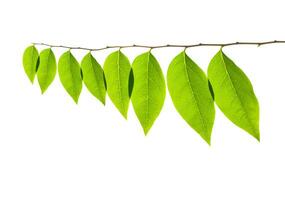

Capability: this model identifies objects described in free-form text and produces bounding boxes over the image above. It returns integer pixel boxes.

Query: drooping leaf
[208,49,260,141]
[22,45,39,83]
[37,48,56,93]
[58,50,82,103]
[167,51,215,144]
[103,50,131,118]
[131,51,166,134]
[81,52,106,105]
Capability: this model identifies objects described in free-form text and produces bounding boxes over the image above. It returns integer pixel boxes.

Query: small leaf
[167,51,215,144]
[131,52,166,134]
[22,45,39,83]
[81,52,106,105]
[103,50,131,118]
[37,48,56,93]
[208,49,260,141]
[58,50,82,103]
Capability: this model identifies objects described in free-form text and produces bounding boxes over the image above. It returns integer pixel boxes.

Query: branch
[32,40,285,51]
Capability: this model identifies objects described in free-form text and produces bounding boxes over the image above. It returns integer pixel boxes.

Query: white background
[0,0,285,199]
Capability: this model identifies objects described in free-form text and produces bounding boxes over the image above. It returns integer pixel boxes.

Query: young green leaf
[37,48,56,94]
[208,49,260,141]
[167,51,215,144]
[58,50,82,103]
[103,50,131,118]
[131,52,166,134]
[81,52,106,105]
[22,45,39,83]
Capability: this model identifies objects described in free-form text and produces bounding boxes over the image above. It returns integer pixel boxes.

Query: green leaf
[167,51,215,144]
[208,49,260,141]
[22,45,39,83]
[58,50,82,103]
[103,50,131,118]
[131,51,166,134]
[37,48,56,94]
[81,52,106,105]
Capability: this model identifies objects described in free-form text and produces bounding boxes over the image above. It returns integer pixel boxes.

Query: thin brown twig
[32,40,285,51]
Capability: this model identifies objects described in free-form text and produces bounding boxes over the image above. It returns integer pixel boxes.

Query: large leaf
[81,52,106,105]
[131,51,166,134]
[208,49,260,141]
[37,48,56,93]
[167,51,215,144]
[58,50,82,103]
[103,50,131,118]
[22,45,39,83]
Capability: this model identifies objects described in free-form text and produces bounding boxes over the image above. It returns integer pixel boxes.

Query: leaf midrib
[89,54,104,101]
[116,51,125,115]
[29,46,36,81]
[183,52,208,136]
[144,52,150,129]
[41,49,52,87]
[68,52,76,97]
